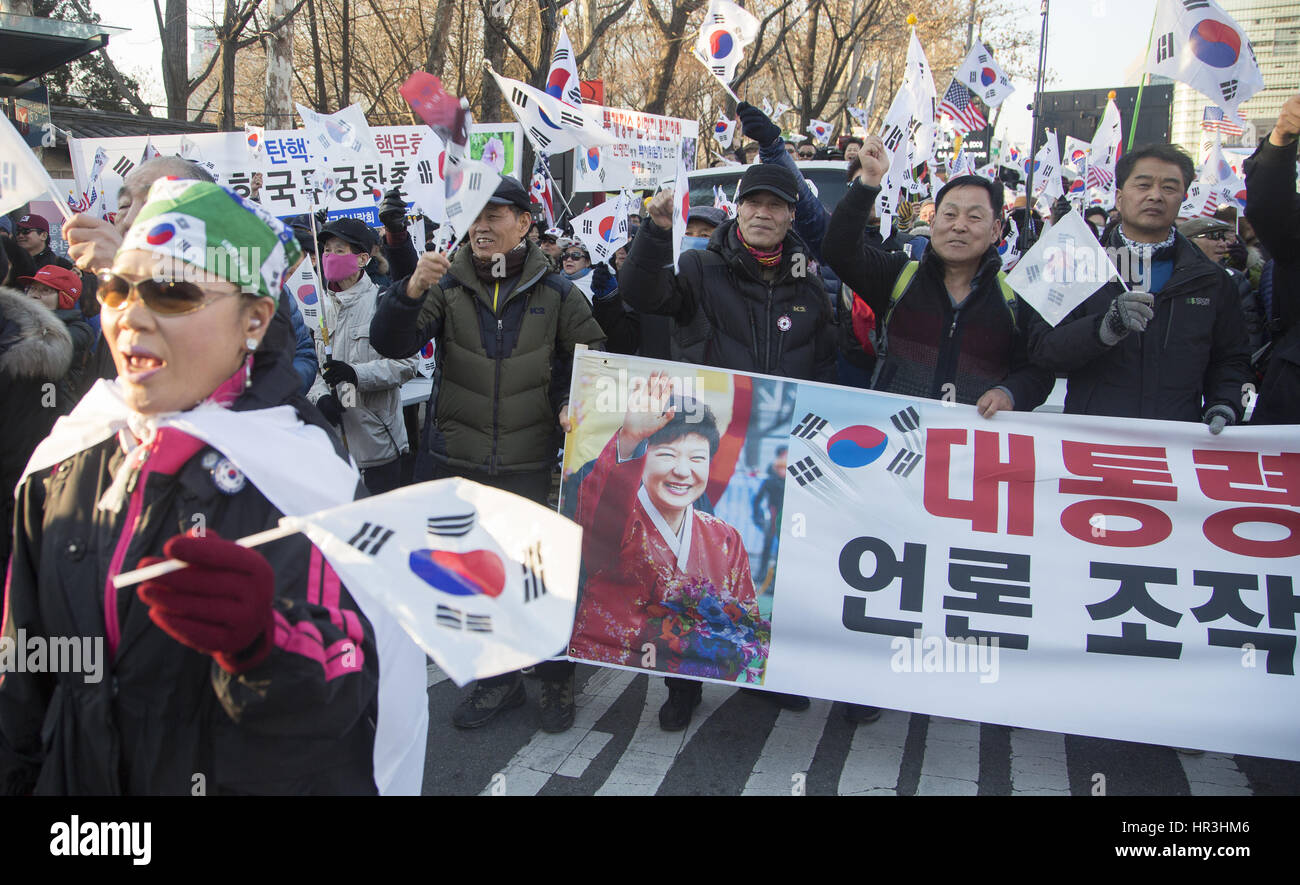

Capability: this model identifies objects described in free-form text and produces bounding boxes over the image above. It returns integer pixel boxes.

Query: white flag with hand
[693,0,759,89]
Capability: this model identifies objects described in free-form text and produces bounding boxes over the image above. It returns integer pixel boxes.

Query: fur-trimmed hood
[0,286,74,380]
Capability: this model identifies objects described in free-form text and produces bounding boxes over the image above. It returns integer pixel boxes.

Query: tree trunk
[340,0,351,106]
[264,0,295,127]
[423,0,457,77]
[480,8,508,121]
[645,0,706,118]
[306,0,328,110]
[219,0,238,129]
[159,0,188,120]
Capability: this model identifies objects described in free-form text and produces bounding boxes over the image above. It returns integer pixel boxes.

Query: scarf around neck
[736,226,784,268]
[471,240,529,283]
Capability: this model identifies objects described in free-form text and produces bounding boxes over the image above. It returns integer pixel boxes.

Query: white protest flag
[670,142,691,271]
[998,215,1021,270]
[713,183,736,217]
[0,115,67,217]
[1144,0,1263,117]
[954,40,1015,108]
[1063,135,1091,177]
[1186,133,1246,217]
[280,479,581,686]
[693,0,759,87]
[573,143,611,191]
[772,102,794,121]
[1031,130,1063,200]
[295,102,383,167]
[571,192,631,265]
[442,156,500,242]
[285,253,323,329]
[761,97,775,117]
[1179,179,1217,219]
[949,147,976,178]
[1086,96,1122,196]
[416,339,437,378]
[712,114,737,149]
[244,124,265,163]
[847,105,871,132]
[492,68,614,156]
[406,129,447,223]
[140,136,162,164]
[806,119,835,146]
[178,135,222,182]
[874,26,936,238]
[1005,208,1119,327]
[546,24,585,109]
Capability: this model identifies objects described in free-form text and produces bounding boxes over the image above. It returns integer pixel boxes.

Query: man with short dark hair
[1084,206,1109,238]
[1028,144,1250,429]
[370,176,606,733]
[797,143,817,161]
[825,135,1052,414]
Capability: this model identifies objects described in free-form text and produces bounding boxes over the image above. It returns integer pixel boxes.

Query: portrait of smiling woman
[568,372,771,685]
[0,179,425,795]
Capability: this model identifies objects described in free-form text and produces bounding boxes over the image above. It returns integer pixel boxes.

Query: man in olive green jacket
[370,176,604,733]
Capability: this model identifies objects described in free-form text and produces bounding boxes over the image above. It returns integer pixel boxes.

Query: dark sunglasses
[561,251,587,261]
[1194,230,1232,241]
[16,228,40,235]
[97,274,230,316]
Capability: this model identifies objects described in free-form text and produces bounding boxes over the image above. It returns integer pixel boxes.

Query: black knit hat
[736,163,799,204]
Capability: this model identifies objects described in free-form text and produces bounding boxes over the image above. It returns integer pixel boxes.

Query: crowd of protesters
[0,90,1295,794]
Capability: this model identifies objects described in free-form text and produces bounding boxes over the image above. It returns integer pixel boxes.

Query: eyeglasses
[16,228,40,236]
[1193,230,1232,241]
[97,274,234,316]
[561,252,587,261]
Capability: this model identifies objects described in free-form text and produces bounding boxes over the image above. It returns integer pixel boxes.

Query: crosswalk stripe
[594,680,731,796]
[837,709,911,795]
[916,716,980,795]
[742,699,833,795]
[1009,728,1071,795]
[480,668,635,796]
[1178,752,1252,796]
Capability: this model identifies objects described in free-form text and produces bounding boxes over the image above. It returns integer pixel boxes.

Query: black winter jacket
[621,218,837,382]
[1244,135,1300,424]
[0,342,380,795]
[1027,227,1252,422]
[824,181,1053,408]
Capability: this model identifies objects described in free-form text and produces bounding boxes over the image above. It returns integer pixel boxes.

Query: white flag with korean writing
[281,478,582,687]
[954,40,1015,108]
[1005,208,1119,327]
[1144,0,1263,117]
[693,0,759,85]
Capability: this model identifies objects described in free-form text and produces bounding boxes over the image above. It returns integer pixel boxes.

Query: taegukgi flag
[281,478,582,687]
[713,115,737,149]
[295,102,383,167]
[806,119,835,146]
[1005,208,1119,327]
[492,69,615,156]
[572,191,632,265]
[546,24,585,109]
[1144,0,1263,117]
[954,40,1015,107]
[693,0,759,85]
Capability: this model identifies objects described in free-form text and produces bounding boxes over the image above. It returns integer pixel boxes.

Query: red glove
[136,532,275,674]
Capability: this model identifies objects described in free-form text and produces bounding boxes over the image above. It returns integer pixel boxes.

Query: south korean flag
[785,412,868,516]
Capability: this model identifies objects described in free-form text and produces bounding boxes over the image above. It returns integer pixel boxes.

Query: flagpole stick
[305,187,351,455]
[111,524,301,589]
[1022,0,1050,248]
[1127,9,1158,152]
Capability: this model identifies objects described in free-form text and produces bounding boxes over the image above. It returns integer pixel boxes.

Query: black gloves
[316,393,345,426]
[378,187,408,234]
[736,102,781,148]
[322,359,358,388]
[591,262,612,293]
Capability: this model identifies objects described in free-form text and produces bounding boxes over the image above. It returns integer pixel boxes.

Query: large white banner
[68,123,522,227]
[561,351,1300,761]
[575,107,699,191]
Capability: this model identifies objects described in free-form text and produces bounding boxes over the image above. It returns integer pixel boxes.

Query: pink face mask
[322,252,362,282]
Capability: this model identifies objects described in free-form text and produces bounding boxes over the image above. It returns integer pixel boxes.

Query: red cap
[19,265,83,310]
[16,214,49,234]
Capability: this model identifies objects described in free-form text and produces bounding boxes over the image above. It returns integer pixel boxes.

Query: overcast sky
[93,0,1162,145]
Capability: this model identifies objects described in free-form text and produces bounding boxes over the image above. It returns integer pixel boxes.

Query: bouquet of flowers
[646,576,771,683]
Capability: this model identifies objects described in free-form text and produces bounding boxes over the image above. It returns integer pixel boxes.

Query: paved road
[419,663,1300,796]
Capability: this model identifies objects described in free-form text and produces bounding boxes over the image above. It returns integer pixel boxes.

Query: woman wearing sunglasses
[0,179,426,795]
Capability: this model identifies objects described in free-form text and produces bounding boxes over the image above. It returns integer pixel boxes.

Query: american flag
[1086,162,1115,190]
[938,80,987,136]
[1201,106,1245,137]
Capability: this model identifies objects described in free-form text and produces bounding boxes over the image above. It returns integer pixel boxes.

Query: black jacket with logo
[621,218,838,382]
[1028,227,1251,422]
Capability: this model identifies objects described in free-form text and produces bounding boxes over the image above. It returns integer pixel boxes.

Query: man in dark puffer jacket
[622,163,838,383]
